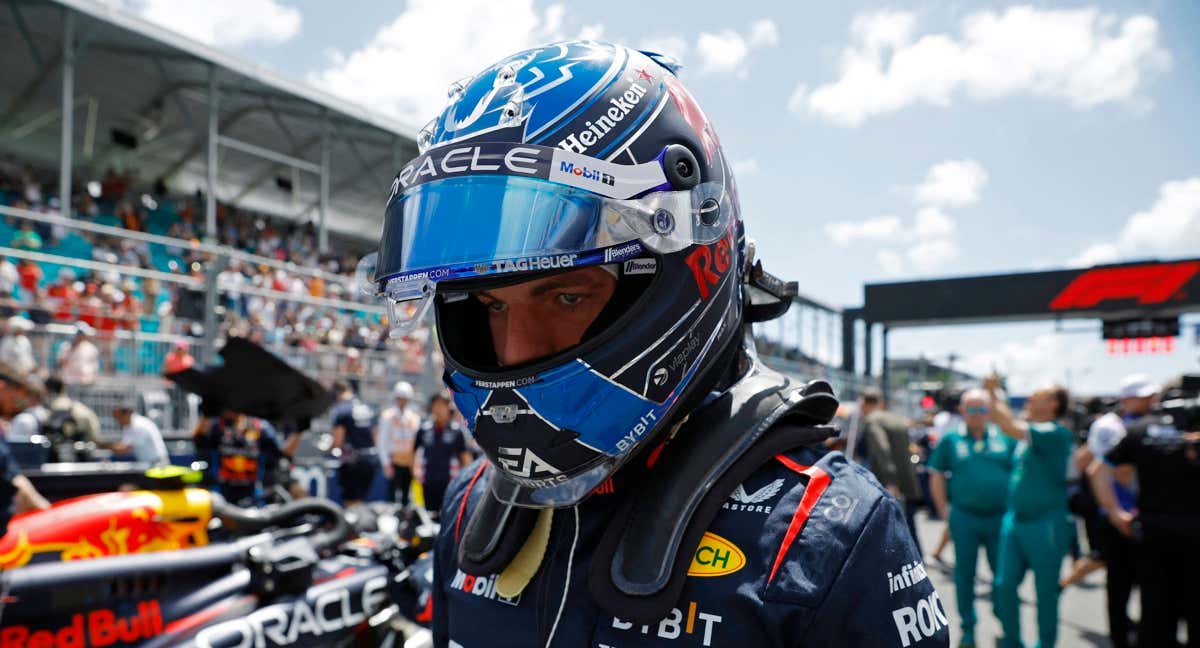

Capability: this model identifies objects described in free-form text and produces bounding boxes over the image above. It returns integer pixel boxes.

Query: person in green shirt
[986,378,1073,648]
[9,222,42,251]
[929,388,1016,648]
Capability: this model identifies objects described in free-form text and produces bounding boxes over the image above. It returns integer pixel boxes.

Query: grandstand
[0,0,869,443]
[0,0,432,441]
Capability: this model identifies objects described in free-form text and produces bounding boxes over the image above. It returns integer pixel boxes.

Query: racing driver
[361,41,948,648]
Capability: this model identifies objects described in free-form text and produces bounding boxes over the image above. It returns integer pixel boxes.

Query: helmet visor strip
[358,143,732,335]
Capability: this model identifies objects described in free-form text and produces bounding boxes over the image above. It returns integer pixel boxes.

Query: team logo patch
[731,479,783,504]
[688,531,745,577]
[723,478,784,514]
[450,570,521,606]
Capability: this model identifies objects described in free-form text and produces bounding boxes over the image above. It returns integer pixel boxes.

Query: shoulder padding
[759,448,890,607]
[588,364,839,624]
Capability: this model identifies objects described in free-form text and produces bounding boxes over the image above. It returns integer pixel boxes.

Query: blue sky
[118,0,1200,394]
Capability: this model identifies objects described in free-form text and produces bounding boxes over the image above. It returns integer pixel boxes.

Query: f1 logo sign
[1050,261,1200,310]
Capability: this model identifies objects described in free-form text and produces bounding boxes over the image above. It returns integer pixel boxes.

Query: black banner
[860,258,1200,326]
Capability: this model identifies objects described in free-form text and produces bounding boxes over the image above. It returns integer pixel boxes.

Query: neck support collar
[457,361,840,623]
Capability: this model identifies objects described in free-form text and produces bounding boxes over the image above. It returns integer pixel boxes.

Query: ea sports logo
[652,367,669,386]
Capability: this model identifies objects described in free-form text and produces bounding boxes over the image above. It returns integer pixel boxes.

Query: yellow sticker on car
[688,531,746,577]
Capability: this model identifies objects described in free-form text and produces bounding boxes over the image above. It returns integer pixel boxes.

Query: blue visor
[377,175,611,281]
[358,145,734,334]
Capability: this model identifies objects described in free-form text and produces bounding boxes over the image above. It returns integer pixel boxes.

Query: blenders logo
[492,253,578,274]
[557,80,648,154]
[558,161,614,186]
[450,570,521,606]
[604,242,642,263]
[624,258,657,275]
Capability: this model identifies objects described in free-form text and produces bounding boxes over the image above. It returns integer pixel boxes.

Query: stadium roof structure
[0,0,419,243]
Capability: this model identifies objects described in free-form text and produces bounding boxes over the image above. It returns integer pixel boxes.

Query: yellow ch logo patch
[688,531,746,577]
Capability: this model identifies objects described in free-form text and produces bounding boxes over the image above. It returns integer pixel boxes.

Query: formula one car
[0,495,438,647]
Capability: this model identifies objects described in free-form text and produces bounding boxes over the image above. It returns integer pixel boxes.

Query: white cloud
[961,333,1091,394]
[907,238,959,273]
[695,30,752,77]
[1069,243,1121,267]
[577,23,606,41]
[914,207,956,238]
[130,0,301,47]
[309,0,591,126]
[748,19,780,48]
[731,157,759,176]
[1113,178,1200,256]
[786,84,809,114]
[795,6,1169,127]
[837,159,983,275]
[1069,177,1200,266]
[639,34,690,61]
[876,249,906,276]
[648,20,779,79]
[825,215,902,246]
[914,159,989,207]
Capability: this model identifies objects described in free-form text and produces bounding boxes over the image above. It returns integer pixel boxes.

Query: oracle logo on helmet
[394,145,543,195]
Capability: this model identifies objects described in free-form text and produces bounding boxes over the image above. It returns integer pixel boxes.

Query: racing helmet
[363,41,746,508]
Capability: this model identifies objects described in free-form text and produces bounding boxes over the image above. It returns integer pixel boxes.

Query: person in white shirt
[216,262,247,316]
[0,257,19,300]
[56,323,99,385]
[103,401,168,465]
[0,317,36,376]
[376,381,421,505]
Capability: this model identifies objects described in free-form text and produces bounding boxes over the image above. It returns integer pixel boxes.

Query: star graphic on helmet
[637,68,654,82]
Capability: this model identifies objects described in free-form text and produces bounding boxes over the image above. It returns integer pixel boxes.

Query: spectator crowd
[838,372,1199,647]
[0,158,434,386]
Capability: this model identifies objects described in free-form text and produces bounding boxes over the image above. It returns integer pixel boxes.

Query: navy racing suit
[432,444,950,647]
